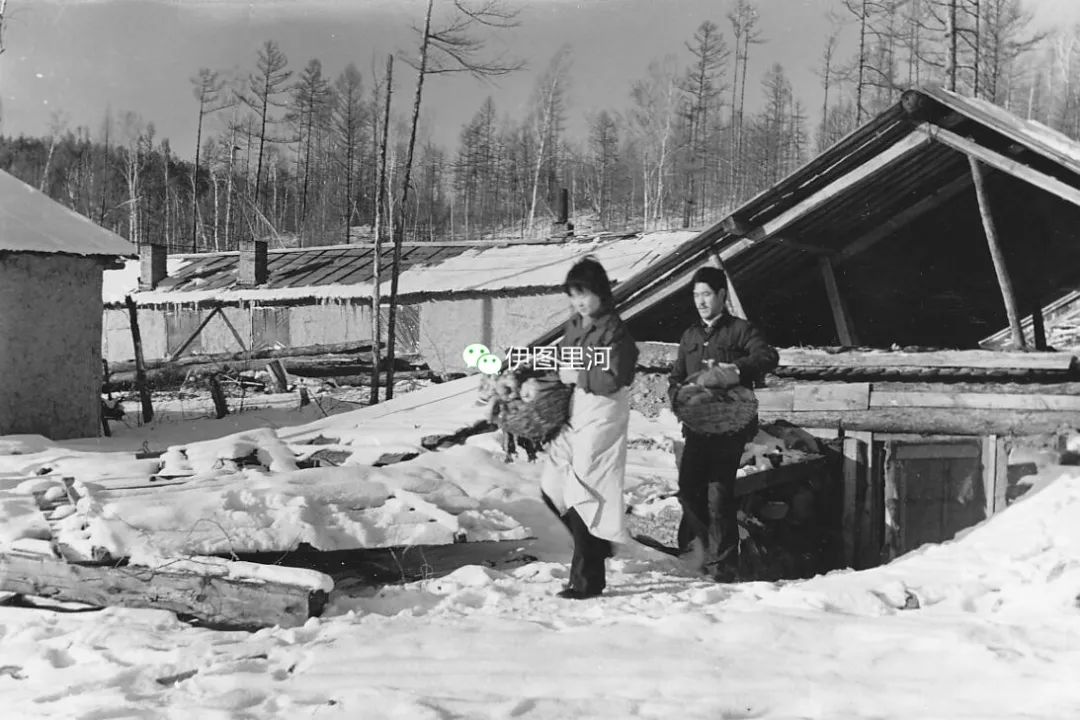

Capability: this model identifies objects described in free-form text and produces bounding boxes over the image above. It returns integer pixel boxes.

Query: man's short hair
[691,266,727,294]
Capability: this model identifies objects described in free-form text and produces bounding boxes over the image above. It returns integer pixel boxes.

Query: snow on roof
[0,170,135,257]
[101,255,193,305]
[110,230,700,307]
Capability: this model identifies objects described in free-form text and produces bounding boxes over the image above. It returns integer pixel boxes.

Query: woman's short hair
[563,256,614,305]
[691,266,727,294]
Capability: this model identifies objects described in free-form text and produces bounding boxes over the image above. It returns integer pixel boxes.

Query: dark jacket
[668,313,778,403]
[559,310,638,396]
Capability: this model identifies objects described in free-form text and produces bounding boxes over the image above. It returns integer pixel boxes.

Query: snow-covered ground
[2,380,1080,718]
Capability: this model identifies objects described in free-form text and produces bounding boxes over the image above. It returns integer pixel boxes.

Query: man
[668,266,779,581]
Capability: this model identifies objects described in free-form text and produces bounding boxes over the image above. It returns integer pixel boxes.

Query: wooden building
[533,86,1080,570]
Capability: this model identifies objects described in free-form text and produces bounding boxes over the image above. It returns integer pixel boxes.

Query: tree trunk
[386,0,434,400]
[371,54,393,405]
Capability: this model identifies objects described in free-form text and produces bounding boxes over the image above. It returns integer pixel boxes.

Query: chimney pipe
[239,239,268,286]
[139,243,167,290]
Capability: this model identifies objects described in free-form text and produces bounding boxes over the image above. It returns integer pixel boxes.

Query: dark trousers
[542,492,612,594]
[677,431,745,568]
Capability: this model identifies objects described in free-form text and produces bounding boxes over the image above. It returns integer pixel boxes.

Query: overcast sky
[2,0,1078,160]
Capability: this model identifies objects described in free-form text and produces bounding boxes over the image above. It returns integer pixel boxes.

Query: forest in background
[2,0,1080,253]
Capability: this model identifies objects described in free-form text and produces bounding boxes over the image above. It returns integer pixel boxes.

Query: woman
[540,257,638,599]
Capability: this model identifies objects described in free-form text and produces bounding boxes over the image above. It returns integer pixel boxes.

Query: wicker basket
[494,381,573,442]
[674,384,759,437]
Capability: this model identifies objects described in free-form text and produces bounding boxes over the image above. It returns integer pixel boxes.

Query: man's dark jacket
[667,313,779,404]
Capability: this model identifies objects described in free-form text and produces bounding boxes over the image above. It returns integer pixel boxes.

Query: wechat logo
[462,343,503,375]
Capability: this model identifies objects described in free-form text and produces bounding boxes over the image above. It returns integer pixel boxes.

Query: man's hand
[558,367,579,386]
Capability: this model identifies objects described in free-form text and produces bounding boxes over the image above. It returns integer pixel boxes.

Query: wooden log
[124,295,153,423]
[0,550,331,630]
[969,156,1027,349]
[107,340,387,375]
[759,407,1080,436]
[778,348,1074,371]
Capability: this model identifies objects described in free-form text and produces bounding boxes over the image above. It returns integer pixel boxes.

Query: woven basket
[495,381,573,442]
[674,384,759,437]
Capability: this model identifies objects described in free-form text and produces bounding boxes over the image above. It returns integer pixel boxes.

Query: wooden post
[266,359,289,393]
[208,373,228,419]
[981,434,1008,517]
[1030,298,1048,351]
[818,256,858,346]
[124,295,153,423]
[371,53,393,406]
[968,156,1027,349]
[841,435,866,568]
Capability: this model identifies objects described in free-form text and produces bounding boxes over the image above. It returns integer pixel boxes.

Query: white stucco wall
[418,292,568,374]
[1,253,104,439]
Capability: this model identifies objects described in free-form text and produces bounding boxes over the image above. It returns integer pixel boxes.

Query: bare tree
[241,40,292,222]
[39,110,69,192]
[527,46,571,234]
[190,68,230,251]
[383,0,521,399]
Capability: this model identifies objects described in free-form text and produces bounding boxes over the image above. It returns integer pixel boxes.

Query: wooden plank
[779,348,1075,371]
[756,388,795,412]
[836,174,972,263]
[893,442,982,460]
[922,123,1080,210]
[841,436,866,568]
[0,551,331,630]
[793,382,871,411]
[818,256,857,346]
[760,407,1080,436]
[857,434,883,570]
[870,390,1080,412]
[882,443,901,563]
[969,156,1027,349]
[734,455,828,497]
[982,434,1008,515]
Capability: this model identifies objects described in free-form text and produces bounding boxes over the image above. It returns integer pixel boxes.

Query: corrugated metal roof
[0,169,135,257]
[108,231,700,307]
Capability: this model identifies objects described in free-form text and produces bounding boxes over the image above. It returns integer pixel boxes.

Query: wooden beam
[968,156,1027,349]
[759,407,1080,436]
[757,236,834,255]
[0,550,331,630]
[169,306,223,363]
[870,390,1080,412]
[619,239,755,321]
[751,132,932,241]
[836,174,972,263]
[778,348,1074,370]
[923,123,1080,209]
[818,256,857,345]
[217,309,249,353]
[705,250,747,320]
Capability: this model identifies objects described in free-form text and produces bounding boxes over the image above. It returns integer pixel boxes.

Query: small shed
[531,86,1080,572]
[0,169,135,439]
[101,230,698,375]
